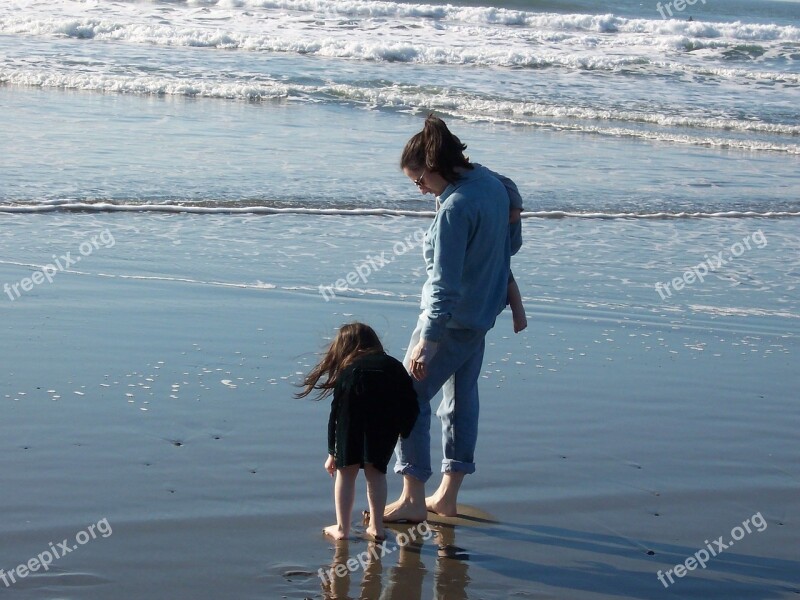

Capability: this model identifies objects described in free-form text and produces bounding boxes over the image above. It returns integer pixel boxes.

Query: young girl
[296,323,418,541]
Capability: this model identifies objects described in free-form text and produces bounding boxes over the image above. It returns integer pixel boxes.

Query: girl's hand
[325,454,336,478]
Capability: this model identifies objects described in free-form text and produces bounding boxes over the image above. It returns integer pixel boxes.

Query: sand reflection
[320,522,470,600]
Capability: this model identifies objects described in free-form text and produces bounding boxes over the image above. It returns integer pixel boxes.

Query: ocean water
[1,0,799,214]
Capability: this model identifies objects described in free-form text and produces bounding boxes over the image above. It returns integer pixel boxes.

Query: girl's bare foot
[362,507,386,541]
[323,524,348,540]
[365,525,385,542]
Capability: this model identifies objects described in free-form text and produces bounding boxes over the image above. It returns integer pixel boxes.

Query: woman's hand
[409,339,440,381]
[325,454,336,478]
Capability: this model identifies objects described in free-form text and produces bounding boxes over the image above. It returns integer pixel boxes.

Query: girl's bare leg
[363,464,387,541]
[324,464,360,540]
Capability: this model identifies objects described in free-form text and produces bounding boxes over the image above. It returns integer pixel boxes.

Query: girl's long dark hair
[295,322,384,399]
[401,114,473,184]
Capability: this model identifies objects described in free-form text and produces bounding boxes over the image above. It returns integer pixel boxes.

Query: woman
[384,115,520,522]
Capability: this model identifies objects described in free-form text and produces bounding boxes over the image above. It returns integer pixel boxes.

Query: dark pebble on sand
[283,570,314,577]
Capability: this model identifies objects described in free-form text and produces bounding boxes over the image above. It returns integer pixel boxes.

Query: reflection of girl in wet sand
[297,323,418,541]
[319,523,468,600]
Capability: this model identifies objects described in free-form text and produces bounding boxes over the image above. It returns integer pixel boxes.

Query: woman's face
[404,167,448,197]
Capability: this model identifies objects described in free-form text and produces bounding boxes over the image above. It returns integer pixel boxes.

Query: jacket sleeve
[420,206,470,342]
[327,390,339,456]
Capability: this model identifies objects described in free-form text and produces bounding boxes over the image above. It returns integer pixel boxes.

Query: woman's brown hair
[400,114,473,184]
[295,322,384,399]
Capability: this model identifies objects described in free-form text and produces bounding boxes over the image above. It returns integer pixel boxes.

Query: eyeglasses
[414,169,426,188]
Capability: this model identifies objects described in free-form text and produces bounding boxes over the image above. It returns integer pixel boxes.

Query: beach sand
[0,213,798,599]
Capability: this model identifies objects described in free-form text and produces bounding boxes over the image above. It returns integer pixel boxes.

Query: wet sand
[0,213,798,599]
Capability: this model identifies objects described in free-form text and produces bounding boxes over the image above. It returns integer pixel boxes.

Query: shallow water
[2,86,800,216]
[2,0,800,212]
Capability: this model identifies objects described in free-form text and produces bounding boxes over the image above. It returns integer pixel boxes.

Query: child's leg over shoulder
[507,277,527,333]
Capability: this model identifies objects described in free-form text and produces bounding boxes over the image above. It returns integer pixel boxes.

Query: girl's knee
[337,464,361,478]
[363,463,387,478]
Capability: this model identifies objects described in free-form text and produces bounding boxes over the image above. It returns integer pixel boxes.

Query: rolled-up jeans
[394,315,488,483]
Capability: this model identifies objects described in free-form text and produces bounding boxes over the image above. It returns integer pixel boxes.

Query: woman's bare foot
[322,524,349,540]
[383,497,428,523]
[426,492,458,517]
[425,472,464,517]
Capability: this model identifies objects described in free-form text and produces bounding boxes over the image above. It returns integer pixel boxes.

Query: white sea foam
[689,305,800,319]
[2,67,798,155]
[2,0,798,148]
[115,0,800,42]
[1,202,797,219]
[0,67,294,100]
[1,5,798,72]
